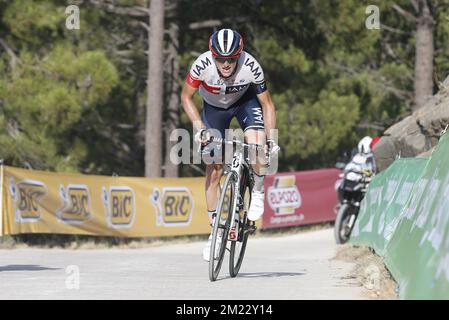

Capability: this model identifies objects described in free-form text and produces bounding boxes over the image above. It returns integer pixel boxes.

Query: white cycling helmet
[358,136,373,154]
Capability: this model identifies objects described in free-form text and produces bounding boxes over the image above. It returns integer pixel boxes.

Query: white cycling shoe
[203,232,222,262]
[247,190,265,221]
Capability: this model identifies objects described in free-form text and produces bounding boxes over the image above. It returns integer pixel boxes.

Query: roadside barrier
[351,132,449,299]
[0,165,339,237]
[263,169,340,229]
[0,166,210,237]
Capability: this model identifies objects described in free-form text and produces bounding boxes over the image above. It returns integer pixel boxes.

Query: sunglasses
[215,57,238,64]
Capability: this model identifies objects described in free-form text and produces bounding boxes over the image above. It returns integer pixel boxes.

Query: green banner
[350,131,449,299]
[351,157,427,256]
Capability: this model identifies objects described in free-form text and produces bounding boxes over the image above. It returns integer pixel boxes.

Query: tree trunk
[145,0,165,177]
[163,13,180,177]
[413,0,434,111]
[136,89,146,150]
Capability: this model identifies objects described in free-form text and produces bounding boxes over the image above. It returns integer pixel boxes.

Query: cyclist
[180,28,280,261]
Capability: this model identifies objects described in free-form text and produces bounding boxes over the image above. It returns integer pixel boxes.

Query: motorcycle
[334,161,373,244]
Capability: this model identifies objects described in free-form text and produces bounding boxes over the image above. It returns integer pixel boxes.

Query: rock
[373,136,398,172]
[374,76,449,172]
[417,147,435,158]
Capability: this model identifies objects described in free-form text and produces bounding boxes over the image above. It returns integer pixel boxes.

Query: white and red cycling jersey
[186,51,267,109]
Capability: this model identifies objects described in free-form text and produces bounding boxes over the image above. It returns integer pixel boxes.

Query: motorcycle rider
[345,136,376,175]
[334,136,378,243]
[337,136,376,204]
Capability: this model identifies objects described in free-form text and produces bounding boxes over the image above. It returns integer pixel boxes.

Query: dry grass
[0,222,334,250]
[256,222,334,238]
[334,244,398,300]
[0,234,209,250]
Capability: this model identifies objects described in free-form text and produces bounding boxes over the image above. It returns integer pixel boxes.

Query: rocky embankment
[374,76,449,172]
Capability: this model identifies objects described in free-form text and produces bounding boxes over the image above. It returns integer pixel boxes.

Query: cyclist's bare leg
[205,164,223,221]
[244,129,267,221]
[203,163,223,261]
[244,129,267,179]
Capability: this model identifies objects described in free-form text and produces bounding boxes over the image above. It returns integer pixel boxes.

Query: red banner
[262,168,341,229]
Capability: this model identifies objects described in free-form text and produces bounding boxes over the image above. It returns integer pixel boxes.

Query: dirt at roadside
[334,244,398,300]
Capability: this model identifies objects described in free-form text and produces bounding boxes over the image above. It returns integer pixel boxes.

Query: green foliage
[435,3,449,82]
[276,90,359,159]
[1,0,448,175]
[3,0,64,46]
[0,0,119,172]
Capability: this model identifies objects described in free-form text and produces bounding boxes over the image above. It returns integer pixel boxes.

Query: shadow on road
[0,265,62,272]
[236,272,305,278]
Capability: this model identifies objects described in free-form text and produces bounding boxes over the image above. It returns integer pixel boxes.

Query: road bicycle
[201,137,269,281]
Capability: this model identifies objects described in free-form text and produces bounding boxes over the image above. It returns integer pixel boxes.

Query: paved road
[0,228,365,299]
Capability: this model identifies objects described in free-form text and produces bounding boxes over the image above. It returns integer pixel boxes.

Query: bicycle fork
[228,151,243,242]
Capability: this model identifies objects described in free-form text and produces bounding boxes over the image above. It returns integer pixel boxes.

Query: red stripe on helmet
[209,31,244,59]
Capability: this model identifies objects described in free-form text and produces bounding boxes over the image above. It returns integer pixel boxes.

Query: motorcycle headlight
[346,172,361,181]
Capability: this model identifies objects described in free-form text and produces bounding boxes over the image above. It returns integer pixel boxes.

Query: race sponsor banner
[0,164,4,236]
[351,131,449,299]
[384,132,449,299]
[0,165,335,237]
[262,169,340,229]
[1,165,210,237]
[350,157,428,256]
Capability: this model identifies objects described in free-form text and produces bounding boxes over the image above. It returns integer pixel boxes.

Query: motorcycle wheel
[334,203,356,244]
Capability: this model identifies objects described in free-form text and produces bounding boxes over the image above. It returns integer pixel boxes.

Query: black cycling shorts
[201,86,265,139]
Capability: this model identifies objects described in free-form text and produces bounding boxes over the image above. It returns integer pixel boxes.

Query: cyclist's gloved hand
[266,139,280,154]
[195,128,211,146]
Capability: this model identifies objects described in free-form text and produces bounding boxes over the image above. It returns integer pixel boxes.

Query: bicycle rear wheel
[229,215,250,277]
[229,171,252,277]
[209,172,235,282]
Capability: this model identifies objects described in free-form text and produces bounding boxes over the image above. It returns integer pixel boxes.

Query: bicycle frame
[226,147,246,241]
[209,137,266,241]
[205,137,270,281]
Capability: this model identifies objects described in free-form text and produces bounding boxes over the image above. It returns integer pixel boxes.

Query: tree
[163,0,180,177]
[392,0,436,110]
[145,0,165,177]
[2,0,448,176]
[0,0,119,172]
[413,0,435,110]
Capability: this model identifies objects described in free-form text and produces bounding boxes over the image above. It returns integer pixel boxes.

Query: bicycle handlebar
[204,136,266,152]
[198,136,273,167]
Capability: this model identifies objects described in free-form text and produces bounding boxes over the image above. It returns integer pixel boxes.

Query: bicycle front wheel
[209,172,236,282]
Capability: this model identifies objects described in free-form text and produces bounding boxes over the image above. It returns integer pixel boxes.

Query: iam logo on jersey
[267,175,302,215]
[102,186,135,228]
[150,187,194,227]
[9,178,47,222]
[57,184,92,224]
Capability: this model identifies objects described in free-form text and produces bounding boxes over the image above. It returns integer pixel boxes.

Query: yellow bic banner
[0,165,213,237]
